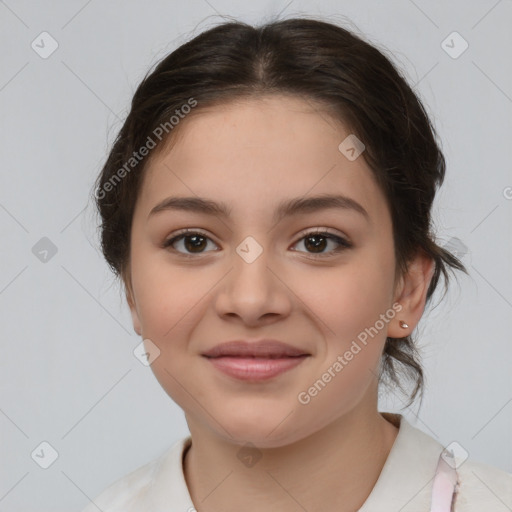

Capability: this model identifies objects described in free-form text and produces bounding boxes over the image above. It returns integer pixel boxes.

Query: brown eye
[163,230,218,255]
[304,233,328,253]
[292,230,352,257]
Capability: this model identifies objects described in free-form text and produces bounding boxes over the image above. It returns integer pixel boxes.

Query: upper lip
[202,339,310,358]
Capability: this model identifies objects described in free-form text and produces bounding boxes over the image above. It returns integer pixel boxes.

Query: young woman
[84,16,512,512]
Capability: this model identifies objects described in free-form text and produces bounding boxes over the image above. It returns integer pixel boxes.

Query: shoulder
[371,413,512,511]
[80,437,190,512]
[455,457,512,511]
[79,453,163,512]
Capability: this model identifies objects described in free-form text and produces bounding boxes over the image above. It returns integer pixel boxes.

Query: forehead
[136,95,387,223]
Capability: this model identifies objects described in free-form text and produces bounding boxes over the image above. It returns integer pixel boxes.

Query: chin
[216,410,307,449]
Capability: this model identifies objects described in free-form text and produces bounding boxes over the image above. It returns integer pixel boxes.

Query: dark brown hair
[92,17,466,408]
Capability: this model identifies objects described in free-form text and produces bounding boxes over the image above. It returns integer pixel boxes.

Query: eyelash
[162,228,352,259]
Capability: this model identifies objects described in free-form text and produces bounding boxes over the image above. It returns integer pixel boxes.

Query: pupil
[185,235,207,252]
[305,235,326,253]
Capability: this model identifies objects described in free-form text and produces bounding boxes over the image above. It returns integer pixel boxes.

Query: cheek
[294,268,391,421]
[131,260,209,405]
[297,259,395,340]
[130,243,209,337]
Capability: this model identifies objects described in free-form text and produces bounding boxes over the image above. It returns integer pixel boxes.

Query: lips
[202,340,310,381]
[201,339,310,358]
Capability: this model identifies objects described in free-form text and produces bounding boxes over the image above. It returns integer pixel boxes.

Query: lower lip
[204,355,309,381]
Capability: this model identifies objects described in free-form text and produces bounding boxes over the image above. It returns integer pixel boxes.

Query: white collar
[145,412,445,510]
[359,412,445,510]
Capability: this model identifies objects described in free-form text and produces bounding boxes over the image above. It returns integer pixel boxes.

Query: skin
[124,95,434,511]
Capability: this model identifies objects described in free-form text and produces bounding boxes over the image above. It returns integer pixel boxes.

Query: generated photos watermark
[297,302,403,405]
[95,97,198,200]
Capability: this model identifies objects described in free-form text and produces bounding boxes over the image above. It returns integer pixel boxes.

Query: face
[126,95,405,448]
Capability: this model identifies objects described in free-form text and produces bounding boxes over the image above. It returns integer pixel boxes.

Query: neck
[183,408,399,512]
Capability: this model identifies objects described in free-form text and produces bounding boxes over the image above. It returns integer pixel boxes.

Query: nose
[213,243,293,327]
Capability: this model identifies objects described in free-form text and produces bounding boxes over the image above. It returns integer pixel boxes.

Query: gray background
[1,0,511,510]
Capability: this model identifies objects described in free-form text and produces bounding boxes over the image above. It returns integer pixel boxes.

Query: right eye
[162,229,219,257]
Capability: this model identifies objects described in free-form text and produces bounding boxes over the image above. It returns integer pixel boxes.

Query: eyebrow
[148,194,370,223]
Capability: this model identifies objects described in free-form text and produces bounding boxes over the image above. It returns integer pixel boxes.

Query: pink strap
[430,448,459,512]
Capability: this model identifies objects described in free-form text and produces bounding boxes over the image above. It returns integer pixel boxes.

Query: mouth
[201,339,310,381]
[204,355,310,381]
[202,339,310,358]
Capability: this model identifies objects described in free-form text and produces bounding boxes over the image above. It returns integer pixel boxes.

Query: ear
[123,269,142,337]
[388,251,435,338]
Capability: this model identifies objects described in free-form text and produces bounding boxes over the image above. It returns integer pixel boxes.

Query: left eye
[291,231,352,256]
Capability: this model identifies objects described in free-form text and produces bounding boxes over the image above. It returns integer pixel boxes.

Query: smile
[204,355,310,381]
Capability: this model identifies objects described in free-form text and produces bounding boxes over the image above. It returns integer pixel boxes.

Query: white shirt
[81,413,512,511]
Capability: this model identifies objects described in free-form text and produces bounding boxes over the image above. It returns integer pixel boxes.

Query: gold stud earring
[399,320,409,329]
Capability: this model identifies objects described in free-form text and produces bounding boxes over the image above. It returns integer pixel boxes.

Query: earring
[399,320,409,329]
